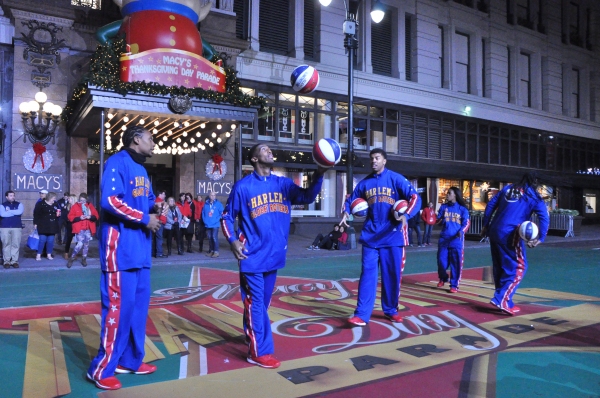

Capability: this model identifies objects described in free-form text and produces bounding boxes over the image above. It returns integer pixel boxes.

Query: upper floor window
[518,52,531,107]
[259,0,291,55]
[71,0,100,9]
[569,2,581,45]
[371,5,392,76]
[571,68,580,118]
[454,32,470,94]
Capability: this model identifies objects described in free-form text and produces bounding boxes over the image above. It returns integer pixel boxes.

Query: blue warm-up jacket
[436,202,470,248]
[344,168,421,248]
[482,184,549,244]
[99,150,155,272]
[221,171,323,273]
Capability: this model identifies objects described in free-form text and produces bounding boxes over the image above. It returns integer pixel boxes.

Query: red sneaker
[500,306,519,316]
[437,280,445,287]
[449,287,458,293]
[87,374,122,390]
[385,313,403,323]
[348,316,367,326]
[115,363,157,375]
[247,354,281,369]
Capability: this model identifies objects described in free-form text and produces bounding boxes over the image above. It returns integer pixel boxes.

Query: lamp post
[320,0,384,248]
[19,91,62,145]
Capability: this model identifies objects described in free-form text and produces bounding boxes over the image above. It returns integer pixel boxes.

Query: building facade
[0,0,598,231]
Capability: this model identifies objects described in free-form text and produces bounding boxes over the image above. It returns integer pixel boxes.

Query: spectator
[165,197,183,256]
[203,191,224,258]
[408,211,423,247]
[33,191,60,261]
[421,201,437,246]
[176,192,192,254]
[56,192,70,244]
[153,190,167,258]
[193,194,206,252]
[63,194,78,260]
[182,193,195,253]
[37,189,48,202]
[337,225,351,250]
[307,224,342,250]
[36,189,49,257]
[67,193,99,268]
[0,190,24,268]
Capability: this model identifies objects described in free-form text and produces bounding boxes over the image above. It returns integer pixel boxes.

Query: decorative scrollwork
[168,94,193,114]
[21,20,66,71]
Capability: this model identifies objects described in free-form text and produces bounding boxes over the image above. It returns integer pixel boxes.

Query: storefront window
[316,112,332,141]
[370,120,384,149]
[584,193,596,214]
[278,93,296,143]
[257,90,276,141]
[386,122,398,153]
[297,109,314,144]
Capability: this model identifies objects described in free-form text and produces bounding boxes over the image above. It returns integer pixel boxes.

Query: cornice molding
[10,9,74,28]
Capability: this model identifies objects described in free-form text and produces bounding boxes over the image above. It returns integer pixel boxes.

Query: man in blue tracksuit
[87,126,163,391]
[221,143,325,369]
[481,172,549,315]
[343,148,421,326]
[436,187,470,292]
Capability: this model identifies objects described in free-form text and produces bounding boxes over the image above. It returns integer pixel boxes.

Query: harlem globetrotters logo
[2,267,600,397]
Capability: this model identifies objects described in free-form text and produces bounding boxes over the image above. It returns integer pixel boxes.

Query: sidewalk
[5,223,600,272]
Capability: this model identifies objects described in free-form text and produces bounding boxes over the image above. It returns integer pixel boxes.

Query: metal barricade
[467,214,489,243]
[530,213,574,238]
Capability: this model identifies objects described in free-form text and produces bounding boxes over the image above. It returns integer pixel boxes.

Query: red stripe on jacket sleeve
[405,193,419,215]
[108,195,144,222]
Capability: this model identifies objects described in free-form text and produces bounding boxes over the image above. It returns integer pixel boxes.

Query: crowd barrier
[466,214,489,242]
[530,213,575,238]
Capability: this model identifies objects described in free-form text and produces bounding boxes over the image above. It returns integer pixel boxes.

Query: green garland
[62,37,265,124]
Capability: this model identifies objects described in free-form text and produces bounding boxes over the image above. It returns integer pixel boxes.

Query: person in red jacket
[421,201,437,246]
[193,194,206,253]
[176,193,193,254]
[67,193,99,268]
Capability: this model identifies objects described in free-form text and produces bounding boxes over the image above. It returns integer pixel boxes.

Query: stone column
[69,136,88,196]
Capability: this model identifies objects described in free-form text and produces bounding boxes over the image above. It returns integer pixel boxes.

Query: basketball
[350,198,368,218]
[392,200,409,220]
[290,65,320,94]
[312,138,342,168]
[518,221,539,241]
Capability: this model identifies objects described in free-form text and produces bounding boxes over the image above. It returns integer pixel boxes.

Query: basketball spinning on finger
[312,138,342,168]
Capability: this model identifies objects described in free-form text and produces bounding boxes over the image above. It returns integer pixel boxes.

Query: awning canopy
[67,85,258,154]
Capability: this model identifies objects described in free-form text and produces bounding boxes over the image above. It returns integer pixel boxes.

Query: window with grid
[259,0,290,55]
[304,0,317,61]
[516,0,531,28]
[439,26,445,88]
[518,52,531,107]
[571,68,580,118]
[234,0,248,40]
[454,32,470,94]
[371,8,392,76]
[405,15,413,81]
[569,2,581,46]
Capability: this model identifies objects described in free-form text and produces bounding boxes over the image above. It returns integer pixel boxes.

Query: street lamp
[19,91,62,145]
[320,0,385,248]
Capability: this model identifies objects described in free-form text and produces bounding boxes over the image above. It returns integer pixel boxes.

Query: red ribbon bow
[32,143,46,169]
[212,154,223,175]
